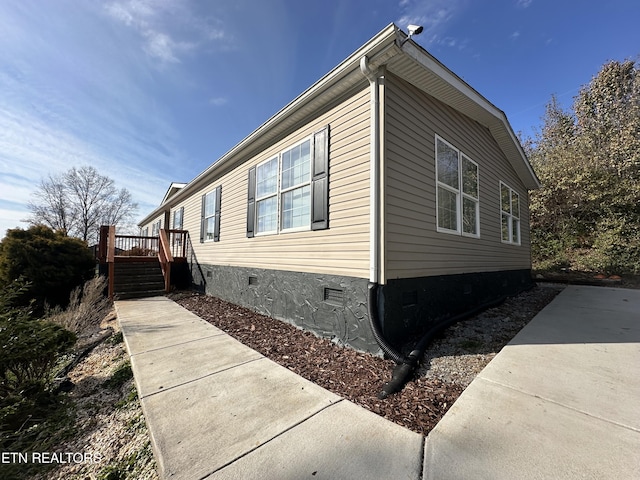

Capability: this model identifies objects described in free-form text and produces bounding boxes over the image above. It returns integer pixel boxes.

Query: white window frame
[203,189,217,242]
[173,207,183,230]
[254,137,312,235]
[500,182,521,245]
[435,135,480,238]
[151,220,161,237]
[255,156,279,235]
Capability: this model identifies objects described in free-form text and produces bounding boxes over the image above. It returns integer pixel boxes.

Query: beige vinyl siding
[383,73,531,280]
[140,215,163,236]
[172,86,371,278]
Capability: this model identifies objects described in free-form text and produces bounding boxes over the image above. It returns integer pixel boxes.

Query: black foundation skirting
[379,269,534,346]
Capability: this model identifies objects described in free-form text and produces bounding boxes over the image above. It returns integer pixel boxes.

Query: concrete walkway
[115,285,640,479]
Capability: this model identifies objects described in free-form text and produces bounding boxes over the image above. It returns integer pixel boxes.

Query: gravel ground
[30,312,158,480]
[172,282,563,436]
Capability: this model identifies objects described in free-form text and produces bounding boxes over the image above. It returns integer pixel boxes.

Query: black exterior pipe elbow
[368,280,514,399]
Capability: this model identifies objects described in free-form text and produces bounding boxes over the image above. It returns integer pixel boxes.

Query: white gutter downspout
[360,55,381,284]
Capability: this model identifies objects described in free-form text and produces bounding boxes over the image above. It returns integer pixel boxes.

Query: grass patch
[115,386,139,409]
[108,331,124,345]
[97,440,154,480]
[103,362,133,390]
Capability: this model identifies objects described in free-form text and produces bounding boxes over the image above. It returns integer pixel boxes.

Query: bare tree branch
[27,166,138,242]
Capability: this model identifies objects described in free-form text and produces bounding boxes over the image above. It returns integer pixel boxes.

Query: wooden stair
[113,260,165,299]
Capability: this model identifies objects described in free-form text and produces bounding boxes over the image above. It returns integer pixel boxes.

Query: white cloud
[143,31,192,64]
[0,207,29,239]
[397,0,470,47]
[209,97,228,107]
[104,0,228,65]
[511,31,521,40]
[517,0,533,8]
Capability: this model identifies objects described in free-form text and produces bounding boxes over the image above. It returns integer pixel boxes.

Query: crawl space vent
[323,287,344,305]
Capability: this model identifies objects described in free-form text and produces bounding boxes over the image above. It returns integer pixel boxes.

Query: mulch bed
[171,292,462,436]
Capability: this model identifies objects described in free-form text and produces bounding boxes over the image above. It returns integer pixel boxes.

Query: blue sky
[1,0,638,239]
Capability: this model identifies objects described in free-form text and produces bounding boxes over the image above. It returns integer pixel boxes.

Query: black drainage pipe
[367,281,509,399]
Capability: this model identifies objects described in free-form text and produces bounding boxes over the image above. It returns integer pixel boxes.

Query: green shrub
[0,225,95,313]
[0,315,76,401]
[0,280,76,448]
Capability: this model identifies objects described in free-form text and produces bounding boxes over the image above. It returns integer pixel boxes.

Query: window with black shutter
[246,125,330,236]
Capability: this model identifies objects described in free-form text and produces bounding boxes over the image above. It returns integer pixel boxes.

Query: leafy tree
[529,59,640,274]
[0,225,95,312]
[27,166,138,243]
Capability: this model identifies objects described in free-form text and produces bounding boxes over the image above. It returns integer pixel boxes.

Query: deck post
[158,229,173,293]
[107,225,116,300]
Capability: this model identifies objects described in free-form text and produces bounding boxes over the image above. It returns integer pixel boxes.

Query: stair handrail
[158,229,173,293]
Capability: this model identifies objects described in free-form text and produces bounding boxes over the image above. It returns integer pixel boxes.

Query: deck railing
[98,226,188,299]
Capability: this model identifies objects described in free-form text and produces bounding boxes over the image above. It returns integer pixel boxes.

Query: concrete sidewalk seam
[478,376,640,433]
[127,332,227,357]
[136,356,265,400]
[200,399,346,479]
[418,435,426,480]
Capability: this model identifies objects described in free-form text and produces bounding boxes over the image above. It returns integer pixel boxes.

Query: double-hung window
[280,140,311,230]
[255,140,311,234]
[435,136,479,237]
[247,126,329,237]
[200,186,221,242]
[255,157,279,234]
[172,207,184,247]
[173,207,184,230]
[500,182,520,245]
[151,220,161,237]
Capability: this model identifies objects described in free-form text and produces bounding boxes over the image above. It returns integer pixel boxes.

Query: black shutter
[311,126,329,230]
[199,195,206,243]
[246,167,256,238]
[214,185,222,242]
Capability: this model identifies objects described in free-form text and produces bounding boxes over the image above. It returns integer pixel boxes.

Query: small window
[200,186,221,242]
[204,190,217,241]
[173,207,184,230]
[151,220,161,237]
[500,182,520,245]
[436,137,480,237]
